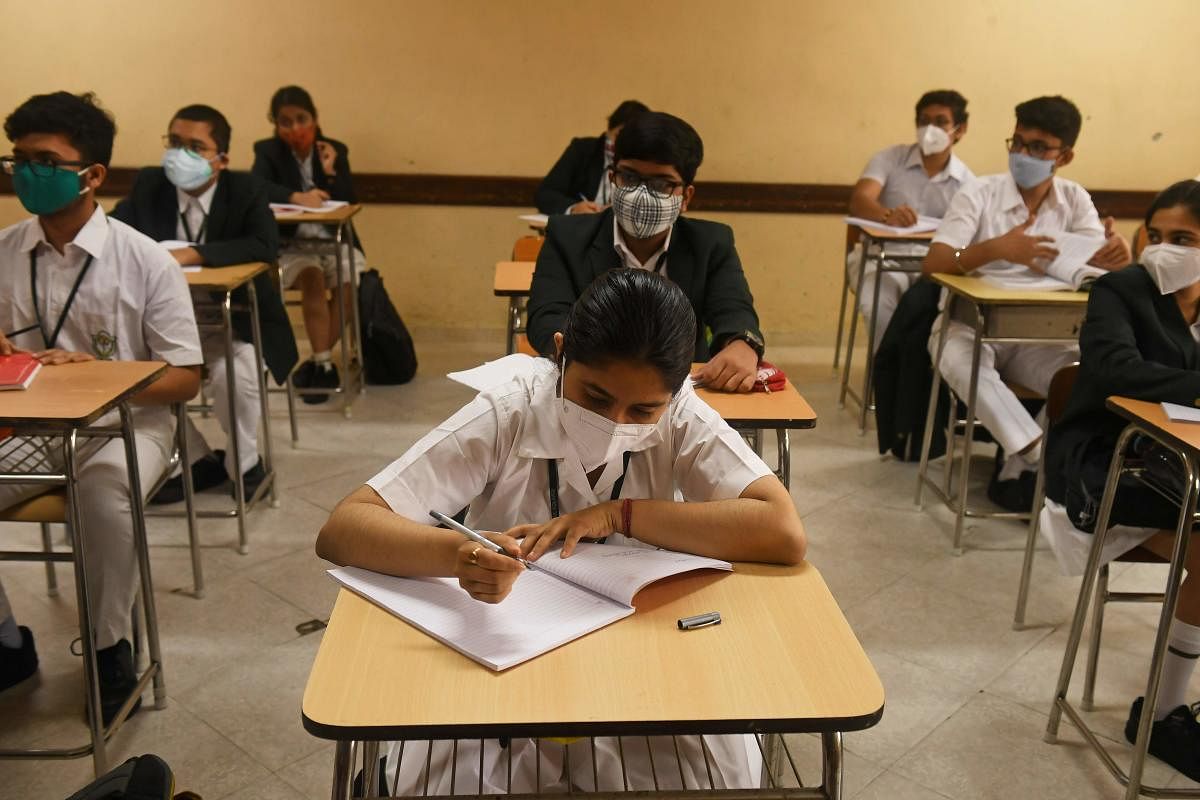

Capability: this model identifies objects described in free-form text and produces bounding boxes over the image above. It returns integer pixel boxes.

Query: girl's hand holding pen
[454,532,525,604]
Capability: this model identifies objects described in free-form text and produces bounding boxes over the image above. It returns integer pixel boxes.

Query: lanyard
[179,206,208,243]
[547,450,631,519]
[30,250,95,349]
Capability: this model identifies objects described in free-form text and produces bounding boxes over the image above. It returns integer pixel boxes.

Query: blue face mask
[12,162,90,216]
[1008,151,1055,189]
[161,147,215,191]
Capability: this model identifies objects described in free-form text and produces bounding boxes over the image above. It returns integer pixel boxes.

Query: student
[0,92,202,723]
[113,104,298,502]
[528,111,766,393]
[535,99,649,215]
[317,268,805,792]
[251,85,361,403]
[847,89,975,350]
[1042,180,1200,780]
[922,95,1131,511]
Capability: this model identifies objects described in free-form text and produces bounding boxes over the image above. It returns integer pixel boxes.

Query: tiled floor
[1,333,1196,799]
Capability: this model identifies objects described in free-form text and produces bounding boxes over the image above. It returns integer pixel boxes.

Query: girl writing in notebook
[251,85,362,403]
[317,268,805,792]
[1043,180,1200,780]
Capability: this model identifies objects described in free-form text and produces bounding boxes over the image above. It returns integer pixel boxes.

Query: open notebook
[328,543,732,670]
[980,231,1106,291]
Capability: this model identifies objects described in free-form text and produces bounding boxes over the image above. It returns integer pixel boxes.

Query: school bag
[64,754,188,799]
[358,268,417,385]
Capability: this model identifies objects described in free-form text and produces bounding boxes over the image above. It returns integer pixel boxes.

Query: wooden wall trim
[0,169,1157,219]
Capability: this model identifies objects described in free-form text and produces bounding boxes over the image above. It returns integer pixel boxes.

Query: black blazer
[250,134,362,249]
[535,134,606,215]
[1045,264,1200,503]
[527,209,764,361]
[111,168,299,385]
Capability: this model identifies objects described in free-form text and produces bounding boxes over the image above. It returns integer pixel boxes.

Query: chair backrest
[844,226,861,255]
[1045,363,1080,426]
[512,236,544,262]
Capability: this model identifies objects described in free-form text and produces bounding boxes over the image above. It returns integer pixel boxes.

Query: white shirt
[860,143,974,218]
[612,216,671,276]
[367,362,773,537]
[932,172,1105,280]
[174,181,216,244]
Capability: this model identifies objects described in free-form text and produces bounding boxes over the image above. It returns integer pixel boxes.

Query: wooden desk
[0,360,167,775]
[271,204,365,418]
[1047,397,1200,799]
[494,261,537,355]
[695,377,818,489]
[837,225,935,434]
[915,274,1089,554]
[303,563,883,799]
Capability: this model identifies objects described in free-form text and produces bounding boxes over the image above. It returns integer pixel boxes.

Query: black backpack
[358,268,417,385]
[65,754,184,799]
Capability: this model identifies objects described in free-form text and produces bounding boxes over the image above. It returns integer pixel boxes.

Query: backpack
[358,268,417,385]
[65,754,182,800]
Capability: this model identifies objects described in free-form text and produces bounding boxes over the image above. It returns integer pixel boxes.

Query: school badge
[92,329,117,360]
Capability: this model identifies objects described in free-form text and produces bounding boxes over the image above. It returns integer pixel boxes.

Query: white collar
[999,171,1065,213]
[612,215,672,269]
[176,178,217,215]
[903,144,969,183]
[19,202,109,259]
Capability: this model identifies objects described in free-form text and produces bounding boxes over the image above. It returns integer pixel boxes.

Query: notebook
[843,215,941,235]
[447,353,543,392]
[269,200,349,215]
[0,353,41,391]
[328,543,732,670]
[1162,402,1200,423]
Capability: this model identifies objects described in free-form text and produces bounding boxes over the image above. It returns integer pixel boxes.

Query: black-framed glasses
[1005,136,1064,159]
[161,135,217,157]
[611,168,684,199]
[0,156,90,177]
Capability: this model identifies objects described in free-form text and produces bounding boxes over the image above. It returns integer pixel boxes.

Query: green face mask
[12,162,90,216]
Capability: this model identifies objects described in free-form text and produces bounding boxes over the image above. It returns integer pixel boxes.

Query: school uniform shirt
[0,204,203,429]
[612,215,670,275]
[367,360,773,541]
[175,182,215,243]
[860,143,974,219]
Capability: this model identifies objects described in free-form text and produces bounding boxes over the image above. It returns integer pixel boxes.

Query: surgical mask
[279,123,316,155]
[1008,151,1055,189]
[161,147,215,191]
[916,124,952,156]
[12,162,91,216]
[611,182,682,240]
[1141,244,1200,294]
[556,363,663,471]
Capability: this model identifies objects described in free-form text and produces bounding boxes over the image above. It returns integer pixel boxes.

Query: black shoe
[96,639,141,727]
[300,362,339,405]
[233,458,267,500]
[149,452,230,505]
[0,625,38,691]
[1125,696,1200,782]
[987,469,1037,513]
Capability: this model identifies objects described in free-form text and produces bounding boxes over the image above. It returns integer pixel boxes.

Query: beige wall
[1,0,1194,342]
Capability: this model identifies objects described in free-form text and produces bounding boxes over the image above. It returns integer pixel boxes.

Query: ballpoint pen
[429,510,535,569]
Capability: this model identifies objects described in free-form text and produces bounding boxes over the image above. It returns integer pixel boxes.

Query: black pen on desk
[429,510,534,569]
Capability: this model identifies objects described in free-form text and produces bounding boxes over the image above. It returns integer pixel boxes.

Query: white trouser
[929,317,1077,456]
[0,409,174,649]
[382,734,761,794]
[279,242,366,290]
[846,244,923,351]
[187,333,260,477]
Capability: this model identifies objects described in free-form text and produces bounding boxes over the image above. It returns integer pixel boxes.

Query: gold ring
[469,545,482,565]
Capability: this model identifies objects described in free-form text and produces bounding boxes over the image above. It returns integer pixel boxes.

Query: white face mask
[1142,243,1200,295]
[916,124,952,156]
[557,365,663,472]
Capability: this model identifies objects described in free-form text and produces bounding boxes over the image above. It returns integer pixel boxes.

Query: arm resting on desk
[132,365,201,406]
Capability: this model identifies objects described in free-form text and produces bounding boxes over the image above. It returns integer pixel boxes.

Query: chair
[505,237,543,356]
[1012,364,1166,712]
[832,226,862,371]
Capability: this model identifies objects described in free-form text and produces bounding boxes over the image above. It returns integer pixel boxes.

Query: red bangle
[621,499,633,537]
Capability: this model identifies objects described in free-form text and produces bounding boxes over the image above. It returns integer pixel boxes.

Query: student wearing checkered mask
[529,111,766,393]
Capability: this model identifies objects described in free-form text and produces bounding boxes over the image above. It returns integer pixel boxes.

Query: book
[327,543,732,670]
[979,231,1106,292]
[519,213,549,227]
[269,200,349,215]
[0,353,41,391]
[1162,402,1200,423]
[843,215,941,235]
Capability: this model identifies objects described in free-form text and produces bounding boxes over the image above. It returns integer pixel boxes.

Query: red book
[0,353,42,391]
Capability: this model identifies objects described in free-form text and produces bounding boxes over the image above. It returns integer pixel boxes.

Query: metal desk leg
[247,281,279,509]
[833,267,850,371]
[333,225,351,418]
[331,740,353,800]
[346,221,365,397]
[361,741,381,798]
[838,240,870,409]
[176,402,203,598]
[915,302,952,508]
[222,291,249,555]
[820,731,842,800]
[285,371,299,447]
[859,253,885,435]
[63,429,106,775]
[776,428,791,490]
[950,309,985,555]
[506,298,519,355]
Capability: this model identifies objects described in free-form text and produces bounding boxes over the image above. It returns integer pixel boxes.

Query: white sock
[0,615,21,648]
[313,351,333,371]
[1155,617,1200,720]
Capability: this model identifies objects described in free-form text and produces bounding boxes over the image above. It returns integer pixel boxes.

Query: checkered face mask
[611,182,682,240]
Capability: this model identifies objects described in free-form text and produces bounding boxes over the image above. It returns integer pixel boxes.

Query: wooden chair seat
[0,489,67,524]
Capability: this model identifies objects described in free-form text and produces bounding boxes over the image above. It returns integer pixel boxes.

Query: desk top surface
[0,360,165,427]
[185,262,270,291]
[494,261,536,296]
[933,273,1090,306]
[695,378,818,429]
[302,562,883,740]
[272,203,362,224]
[854,224,936,242]
[1108,397,1200,456]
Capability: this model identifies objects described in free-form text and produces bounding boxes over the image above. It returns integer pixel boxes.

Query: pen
[429,510,533,569]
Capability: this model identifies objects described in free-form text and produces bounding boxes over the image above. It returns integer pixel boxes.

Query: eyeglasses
[1005,136,1064,159]
[0,156,90,177]
[611,168,684,199]
[162,134,217,157]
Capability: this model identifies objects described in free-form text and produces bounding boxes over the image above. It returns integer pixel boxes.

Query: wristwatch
[723,330,765,359]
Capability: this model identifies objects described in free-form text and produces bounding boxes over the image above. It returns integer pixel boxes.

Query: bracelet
[621,499,633,537]
[953,248,964,273]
